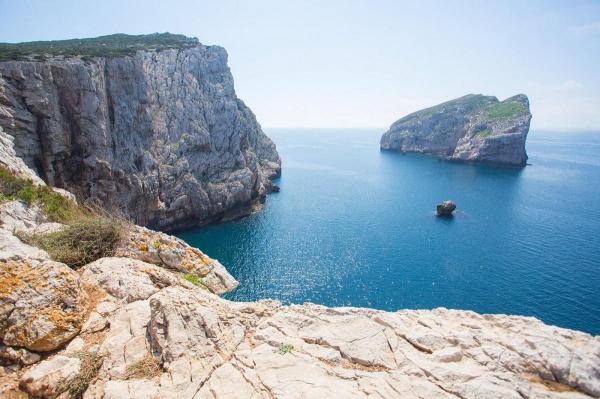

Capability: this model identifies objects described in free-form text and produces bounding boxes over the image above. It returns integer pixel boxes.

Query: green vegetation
[56,351,104,399]
[278,344,294,355]
[1,166,127,268]
[485,100,526,120]
[476,129,493,138]
[0,33,199,62]
[124,355,162,379]
[19,213,124,269]
[0,166,78,222]
[183,273,206,289]
[152,240,161,250]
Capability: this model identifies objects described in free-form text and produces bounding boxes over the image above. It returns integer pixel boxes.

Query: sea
[178,129,600,335]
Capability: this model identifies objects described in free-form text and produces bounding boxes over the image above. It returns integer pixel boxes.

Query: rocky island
[0,33,281,231]
[380,94,532,167]
[0,35,599,398]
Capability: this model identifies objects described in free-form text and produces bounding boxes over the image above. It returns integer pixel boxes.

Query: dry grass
[124,355,162,380]
[55,351,104,399]
[18,213,125,269]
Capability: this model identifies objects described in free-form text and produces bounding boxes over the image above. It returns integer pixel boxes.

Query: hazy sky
[1,0,599,130]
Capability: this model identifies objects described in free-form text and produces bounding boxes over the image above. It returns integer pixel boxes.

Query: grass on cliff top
[1,166,127,269]
[0,166,78,222]
[0,32,199,62]
[21,213,125,269]
[485,100,526,120]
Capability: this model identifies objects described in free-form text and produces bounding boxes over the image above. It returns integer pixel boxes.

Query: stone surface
[381,94,532,167]
[0,346,41,367]
[0,41,281,231]
[114,225,238,294]
[0,200,65,235]
[0,125,45,185]
[71,260,599,399]
[0,257,86,351]
[436,200,456,216]
[19,355,81,398]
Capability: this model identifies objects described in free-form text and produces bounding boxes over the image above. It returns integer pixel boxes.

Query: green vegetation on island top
[0,33,199,62]
[485,100,526,120]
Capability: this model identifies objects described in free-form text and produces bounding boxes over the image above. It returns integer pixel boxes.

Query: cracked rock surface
[0,44,281,231]
[13,258,596,399]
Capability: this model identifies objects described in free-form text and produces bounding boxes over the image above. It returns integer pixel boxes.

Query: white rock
[432,346,463,363]
[20,355,81,398]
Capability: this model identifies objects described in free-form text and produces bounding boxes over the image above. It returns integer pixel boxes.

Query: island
[380,94,532,167]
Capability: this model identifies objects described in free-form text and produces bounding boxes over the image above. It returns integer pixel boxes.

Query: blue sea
[178,129,600,335]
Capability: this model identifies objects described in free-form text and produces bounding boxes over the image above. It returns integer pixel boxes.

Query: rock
[0,201,65,235]
[0,126,45,185]
[0,228,50,261]
[114,226,238,294]
[81,312,107,333]
[271,185,280,193]
[75,256,600,399]
[79,257,184,303]
[0,35,281,232]
[381,94,532,167]
[431,346,463,363]
[0,257,86,351]
[19,355,81,398]
[436,200,456,216]
[0,345,41,367]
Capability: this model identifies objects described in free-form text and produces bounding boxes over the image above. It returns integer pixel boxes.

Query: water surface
[178,129,600,335]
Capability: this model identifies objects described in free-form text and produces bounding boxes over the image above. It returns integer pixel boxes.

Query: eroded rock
[0,257,86,351]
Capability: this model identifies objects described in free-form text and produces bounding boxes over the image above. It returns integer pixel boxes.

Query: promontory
[380,94,532,167]
[0,33,281,231]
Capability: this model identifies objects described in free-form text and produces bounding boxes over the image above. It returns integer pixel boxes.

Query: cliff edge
[380,94,532,167]
[0,34,281,231]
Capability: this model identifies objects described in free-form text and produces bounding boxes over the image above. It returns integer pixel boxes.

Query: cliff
[380,94,532,167]
[0,34,281,231]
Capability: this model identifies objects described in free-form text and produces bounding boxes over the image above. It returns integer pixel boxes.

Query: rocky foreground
[380,94,532,167]
[0,193,599,398]
[0,34,280,231]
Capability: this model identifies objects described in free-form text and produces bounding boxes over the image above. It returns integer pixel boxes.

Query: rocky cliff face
[380,94,532,167]
[0,40,280,231]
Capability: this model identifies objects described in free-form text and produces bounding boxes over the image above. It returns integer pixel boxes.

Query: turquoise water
[178,129,600,335]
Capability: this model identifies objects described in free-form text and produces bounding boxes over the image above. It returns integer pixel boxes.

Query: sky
[1,0,599,130]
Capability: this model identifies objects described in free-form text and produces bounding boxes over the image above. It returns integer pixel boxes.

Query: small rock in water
[436,200,456,216]
[271,184,281,193]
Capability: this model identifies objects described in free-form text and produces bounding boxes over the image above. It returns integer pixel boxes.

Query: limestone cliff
[0,34,281,231]
[381,94,532,167]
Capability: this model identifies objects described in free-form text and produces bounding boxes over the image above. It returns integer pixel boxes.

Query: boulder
[0,257,86,351]
[436,200,456,216]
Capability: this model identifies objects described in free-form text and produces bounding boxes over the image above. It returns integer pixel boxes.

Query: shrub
[182,273,206,289]
[19,214,125,269]
[0,33,199,62]
[485,101,525,120]
[278,344,294,355]
[0,166,78,223]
